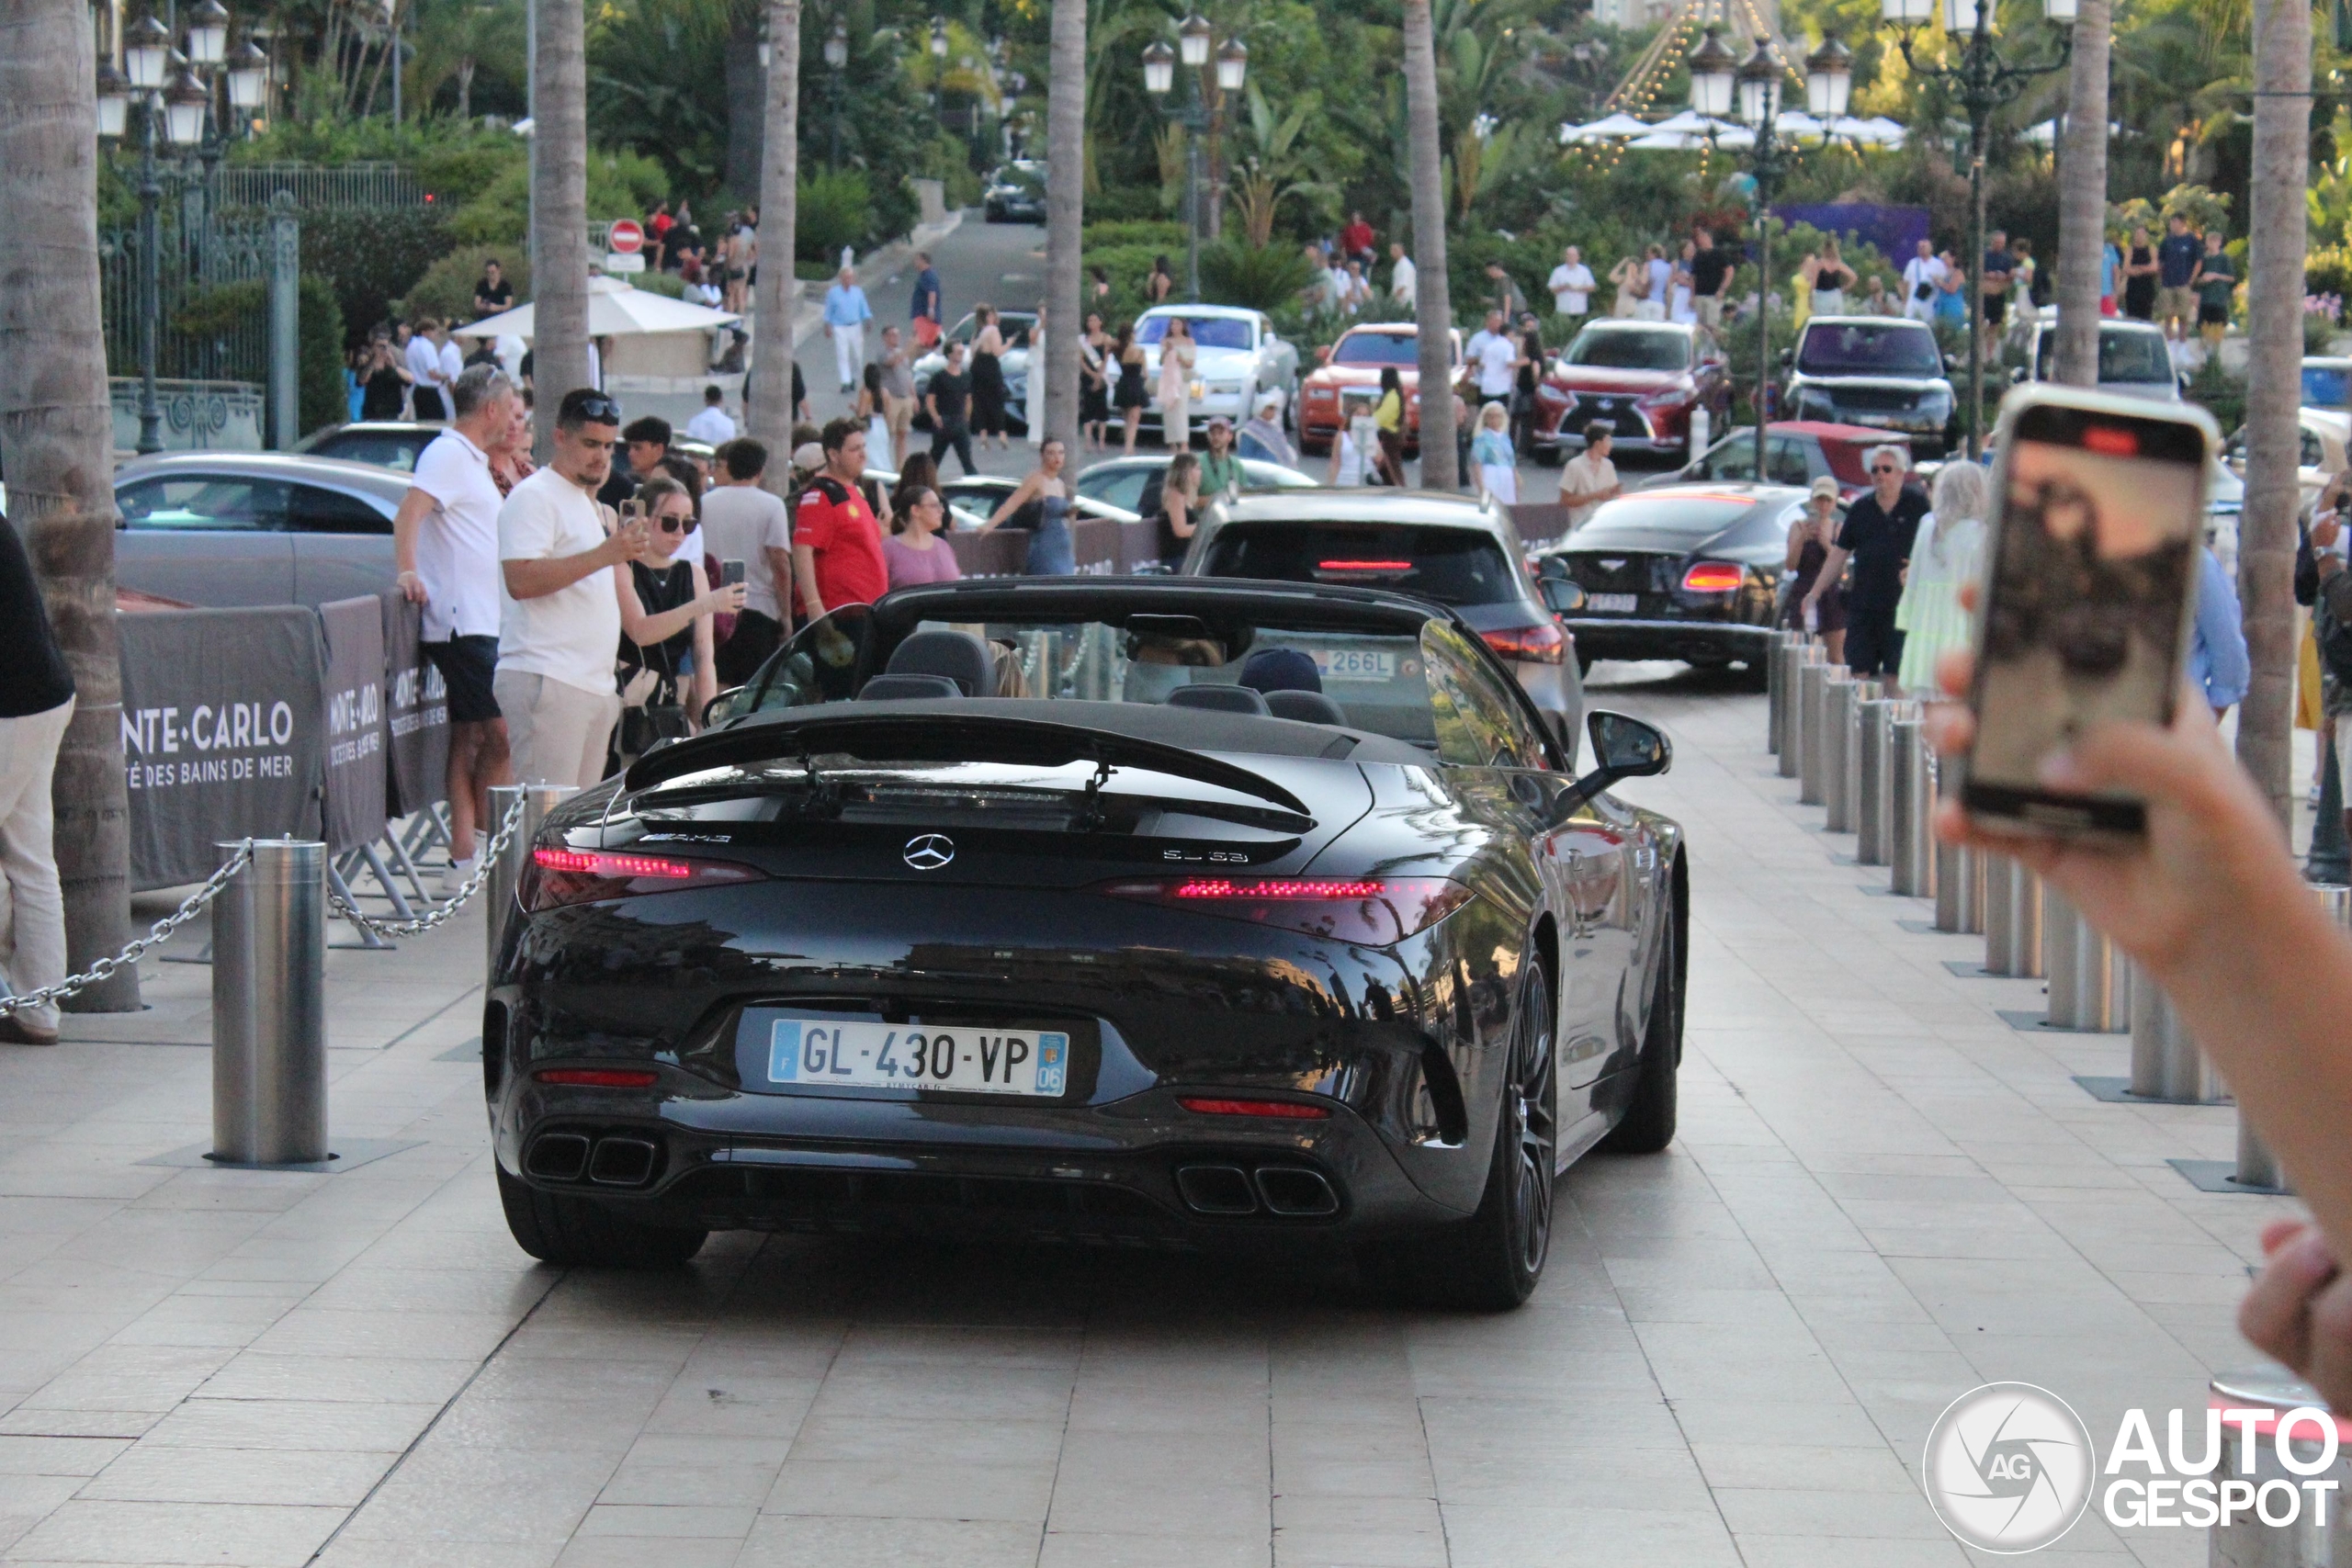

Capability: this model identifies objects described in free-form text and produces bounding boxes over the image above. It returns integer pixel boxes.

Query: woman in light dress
[1668,241,1697,325]
[1894,458,1991,698]
[1471,401,1518,505]
[1157,317,1197,450]
[1609,255,1645,319]
[855,363,893,470]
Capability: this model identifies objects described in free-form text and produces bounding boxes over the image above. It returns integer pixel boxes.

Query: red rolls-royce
[1296,322,1463,456]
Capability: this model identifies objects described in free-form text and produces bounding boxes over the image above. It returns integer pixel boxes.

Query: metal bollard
[1800,665,1848,807]
[1824,678,1866,831]
[1982,857,2044,977]
[1856,699,1898,865]
[1889,718,1938,897]
[484,784,527,974]
[2207,1371,2350,1565]
[1766,629,1793,755]
[2042,890,2131,1031]
[211,840,328,1166]
[2233,887,2352,1187]
[1780,641,1822,778]
[2129,964,2222,1102]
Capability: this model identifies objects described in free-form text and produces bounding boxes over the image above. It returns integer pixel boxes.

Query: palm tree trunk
[2050,0,2109,386]
[529,0,590,454]
[1042,0,1085,455]
[2237,0,2308,825]
[0,0,141,1010]
[1403,0,1456,489]
[723,2,764,200]
[746,0,800,500]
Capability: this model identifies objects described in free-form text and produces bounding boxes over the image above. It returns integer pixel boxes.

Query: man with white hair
[1802,443,1927,679]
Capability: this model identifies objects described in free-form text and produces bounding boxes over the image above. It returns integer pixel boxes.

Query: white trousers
[493,671,621,790]
[0,696,74,1032]
[832,326,865,390]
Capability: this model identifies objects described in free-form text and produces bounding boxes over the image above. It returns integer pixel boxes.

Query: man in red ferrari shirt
[792,418,888,619]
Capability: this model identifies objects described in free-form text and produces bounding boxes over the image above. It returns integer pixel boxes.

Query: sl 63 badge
[1163,849,1251,863]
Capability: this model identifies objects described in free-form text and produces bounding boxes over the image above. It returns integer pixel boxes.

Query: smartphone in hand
[721,558,746,587]
[1962,386,2216,840]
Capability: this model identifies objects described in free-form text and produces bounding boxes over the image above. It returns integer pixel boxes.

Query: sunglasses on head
[574,394,622,423]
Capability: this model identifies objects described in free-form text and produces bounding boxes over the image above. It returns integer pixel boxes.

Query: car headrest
[858,673,963,701]
[884,628,994,696]
[1166,684,1270,716]
[1263,690,1349,727]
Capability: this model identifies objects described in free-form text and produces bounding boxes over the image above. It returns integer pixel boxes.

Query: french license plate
[1312,649,1396,682]
[767,1020,1069,1097]
[1588,593,1637,613]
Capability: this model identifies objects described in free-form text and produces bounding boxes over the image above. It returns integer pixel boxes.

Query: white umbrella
[1854,117,1908,145]
[1713,126,1757,149]
[461,274,741,341]
[1772,110,1826,137]
[1649,109,1723,136]
[1564,111,1652,142]
[1628,130,1706,149]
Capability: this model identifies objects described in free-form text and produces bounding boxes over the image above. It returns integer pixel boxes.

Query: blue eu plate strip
[767,1021,800,1083]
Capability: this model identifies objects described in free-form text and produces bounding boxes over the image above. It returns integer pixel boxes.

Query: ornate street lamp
[825,18,850,166]
[125,14,174,91]
[1686,25,1737,119]
[1140,39,1175,96]
[227,39,270,116]
[1145,17,1246,300]
[186,0,231,67]
[1805,34,1854,118]
[1216,37,1248,93]
[96,60,132,139]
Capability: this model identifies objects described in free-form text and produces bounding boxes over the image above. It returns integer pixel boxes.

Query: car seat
[1165,684,1270,716]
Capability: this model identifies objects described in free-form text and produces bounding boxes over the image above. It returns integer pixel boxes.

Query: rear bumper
[1561,615,1771,665]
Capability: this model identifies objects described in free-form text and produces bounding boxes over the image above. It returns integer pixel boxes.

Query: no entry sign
[607,219,645,254]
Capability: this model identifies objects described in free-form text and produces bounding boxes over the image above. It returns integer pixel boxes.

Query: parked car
[1075,453,1317,518]
[930,475,1142,528]
[1531,483,1802,681]
[1532,321,1731,463]
[2222,407,2342,524]
[1296,322,1463,455]
[1125,306,1302,442]
[1182,489,1582,747]
[982,161,1046,223]
[2303,357,2352,410]
[2020,317,2179,400]
[1641,421,1901,498]
[292,421,445,472]
[112,452,405,609]
[1780,316,1959,457]
[911,310,1036,432]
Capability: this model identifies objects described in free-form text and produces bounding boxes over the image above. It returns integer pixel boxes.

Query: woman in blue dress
[981,435,1078,575]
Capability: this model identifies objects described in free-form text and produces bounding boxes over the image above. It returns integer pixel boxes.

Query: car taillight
[1480,621,1567,664]
[534,1067,660,1088]
[1098,876,1473,945]
[1679,561,1746,594]
[525,847,763,910]
[1177,1097,1332,1120]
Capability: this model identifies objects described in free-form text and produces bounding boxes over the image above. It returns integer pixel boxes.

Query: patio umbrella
[1564,112,1653,142]
[461,274,741,340]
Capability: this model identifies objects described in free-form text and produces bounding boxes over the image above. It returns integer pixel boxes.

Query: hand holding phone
[721,558,747,587]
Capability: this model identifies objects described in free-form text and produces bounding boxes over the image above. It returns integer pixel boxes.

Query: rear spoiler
[622,709,1314,819]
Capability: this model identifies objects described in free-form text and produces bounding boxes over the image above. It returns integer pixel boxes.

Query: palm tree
[747,0,800,499]
[0,0,140,1010]
[1227,86,1328,248]
[1043,0,1086,455]
[2236,0,2309,822]
[2050,0,2110,386]
[529,0,591,452]
[1403,0,1456,490]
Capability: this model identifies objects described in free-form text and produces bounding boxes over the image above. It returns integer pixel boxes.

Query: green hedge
[797,167,874,265]
[1198,241,1317,313]
[298,276,347,438]
[300,208,457,344]
[396,245,530,327]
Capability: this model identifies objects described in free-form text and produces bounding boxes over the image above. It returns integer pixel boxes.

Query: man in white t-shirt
[697,436,793,687]
[1900,238,1946,323]
[1389,243,1417,307]
[406,319,450,420]
[1643,249,1673,323]
[1548,245,1596,321]
[1464,309,1520,406]
[684,384,737,446]
[1556,421,1622,530]
[493,388,650,788]
[391,363,521,890]
[436,331,464,413]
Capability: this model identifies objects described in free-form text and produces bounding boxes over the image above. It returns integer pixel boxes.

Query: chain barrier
[325,797,527,940]
[0,841,255,1018]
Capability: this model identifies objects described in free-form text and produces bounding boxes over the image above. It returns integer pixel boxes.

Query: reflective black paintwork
[1534,483,1804,671]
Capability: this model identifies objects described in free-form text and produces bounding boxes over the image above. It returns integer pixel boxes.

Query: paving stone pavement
[0,665,2304,1567]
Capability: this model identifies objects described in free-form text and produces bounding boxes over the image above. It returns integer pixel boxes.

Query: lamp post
[1141,12,1247,302]
[824,19,849,168]
[103,11,224,455]
[1881,0,2077,457]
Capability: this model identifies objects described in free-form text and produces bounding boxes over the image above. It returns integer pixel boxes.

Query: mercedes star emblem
[903,834,956,871]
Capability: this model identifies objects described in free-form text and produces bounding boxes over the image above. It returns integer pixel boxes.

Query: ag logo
[1923,1382,2094,1553]
[902,834,956,871]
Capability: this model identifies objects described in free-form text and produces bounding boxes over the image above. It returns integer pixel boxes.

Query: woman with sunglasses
[614,478,745,740]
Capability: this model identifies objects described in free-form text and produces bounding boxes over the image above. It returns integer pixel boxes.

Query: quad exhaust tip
[587,1136,659,1187]
[525,1132,590,1182]
[1174,1163,1340,1218]
[525,1131,660,1189]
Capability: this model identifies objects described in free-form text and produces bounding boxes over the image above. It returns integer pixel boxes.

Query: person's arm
[2197,551,2250,715]
[390,486,438,602]
[1164,495,1194,542]
[689,611,718,722]
[981,474,1039,532]
[924,387,941,425]
[1327,439,1343,485]
[1800,544,1850,609]
[793,542,826,620]
[763,542,795,607]
[615,566,744,649]
[503,516,647,601]
[1784,519,1810,570]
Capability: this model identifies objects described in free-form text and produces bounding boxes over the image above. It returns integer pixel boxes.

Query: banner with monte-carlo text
[381,592,449,819]
[320,595,387,854]
[117,606,327,890]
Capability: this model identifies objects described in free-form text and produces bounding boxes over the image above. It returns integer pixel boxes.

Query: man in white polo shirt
[494,389,650,789]
[392,363,518,891]
[1548,245,1595,322]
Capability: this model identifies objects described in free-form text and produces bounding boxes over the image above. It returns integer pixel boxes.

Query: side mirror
[1539,576,1585,615]
[1575,709,1671,796]
[2008,367,2027,386]
[703,686,748,728]
[1778,348,1793,367]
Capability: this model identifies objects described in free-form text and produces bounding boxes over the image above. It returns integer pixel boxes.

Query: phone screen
[721,558,746,586]
[1965,400,2208,837]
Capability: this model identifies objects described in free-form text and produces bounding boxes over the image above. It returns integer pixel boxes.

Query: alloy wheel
[1508,976,1557,1275]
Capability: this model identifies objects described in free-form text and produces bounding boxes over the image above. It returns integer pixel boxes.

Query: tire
[1599,907,1680,1155]
[497,1165,707,1269]
[1396,962,1558,1311]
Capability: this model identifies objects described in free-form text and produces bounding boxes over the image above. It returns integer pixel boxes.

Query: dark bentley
[486,578,1686,1309]
[1532,482,1806,680]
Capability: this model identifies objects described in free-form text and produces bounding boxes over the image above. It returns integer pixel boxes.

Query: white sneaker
[439,856,479,897]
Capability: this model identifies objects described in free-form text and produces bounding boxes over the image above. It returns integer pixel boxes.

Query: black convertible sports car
[486,578,1686,1308]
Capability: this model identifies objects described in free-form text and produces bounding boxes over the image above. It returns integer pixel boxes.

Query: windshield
[1196,522,1524,608]
[1796,321,1941,378]
[2036,328,2173,385]
[1330,332,1423,367]
[1562,326,1690,372]
[1136,315,1255,351]
[2305,366,2349,409]
[1577,495,1758,541]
